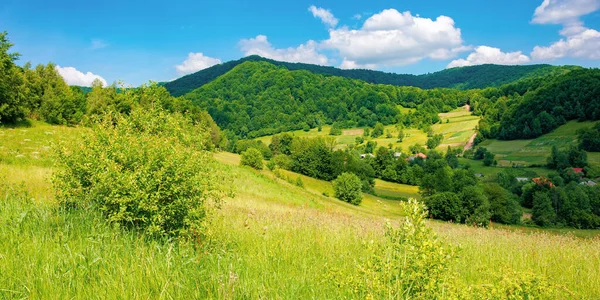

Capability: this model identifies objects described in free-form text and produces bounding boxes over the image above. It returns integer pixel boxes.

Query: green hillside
[164,55,578,97]
[184,61,473,139]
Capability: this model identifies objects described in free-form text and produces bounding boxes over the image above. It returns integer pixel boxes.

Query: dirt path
[464,133,477,150]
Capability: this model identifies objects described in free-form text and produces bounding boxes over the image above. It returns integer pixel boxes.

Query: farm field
[255,106,479,153]
[2,122,600,298]
[478,121,600,167]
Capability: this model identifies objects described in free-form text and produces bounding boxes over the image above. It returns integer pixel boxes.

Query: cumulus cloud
[339,59,377,70]
[175,52,222,76]
[239,35,329,65]
[309,5,338,28]
[321,9,468,69]
[55,65,107,87]
[530,0,600,61]
[532,28,600,60]
[532,0,600,25]
[447,46,531,68]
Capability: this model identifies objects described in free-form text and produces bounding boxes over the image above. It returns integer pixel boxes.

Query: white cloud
[353,14,362,20]
[175,52,222,76]
[321,9,468,69]
[339,59,377,70]
[531,28,600,60]
[532,0,600,25]
[89,39,108,50]
[447,46,530,68]
[239,35,329,65]
[530,0,600,61]
[308,5,338,28]
[55,65,107,87]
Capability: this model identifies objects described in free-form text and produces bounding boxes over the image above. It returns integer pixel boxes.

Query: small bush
[54,108,228,239]
[332,172,363,205]
[266,160,276,171]
[295,177,304,188]
[240,147,264,170]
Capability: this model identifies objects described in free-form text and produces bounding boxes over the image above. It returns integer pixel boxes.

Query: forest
[473,69,600,140]
[164,54,577,97]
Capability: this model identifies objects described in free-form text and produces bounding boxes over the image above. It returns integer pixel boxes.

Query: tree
[483,151,495,166]
[371,122,385,138]
[532,191,556,227]
[0,31,25,123]
[425,192,464,222]
[426,134,443,150]
[241,147,264,170]
[484,183,522,224]
[333,172,363,205]
[579,123,600,152]
[397,129,405,142]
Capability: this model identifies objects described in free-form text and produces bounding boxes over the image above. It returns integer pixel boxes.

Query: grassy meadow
[2,122,600,298]
[479,120,600,167]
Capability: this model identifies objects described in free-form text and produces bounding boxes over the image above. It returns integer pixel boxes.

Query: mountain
[164,55,577,96]
[183,61,475,139]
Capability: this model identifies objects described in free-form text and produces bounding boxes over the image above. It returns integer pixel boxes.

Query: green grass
[2,121,600,298]
[479,121,600,167]
[254,106,480,153]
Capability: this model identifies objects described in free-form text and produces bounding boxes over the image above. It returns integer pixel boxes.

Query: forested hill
[164,55,577,96]
[184,61,480,139]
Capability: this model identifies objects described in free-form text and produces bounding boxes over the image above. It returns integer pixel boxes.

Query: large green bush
[332,172,362,205]
[54,108,228,239]
[240,147,264,170]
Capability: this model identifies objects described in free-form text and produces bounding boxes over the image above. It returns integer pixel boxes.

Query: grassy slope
[1,122,600,298]
[256,106,478,153]
[479,121,600,167]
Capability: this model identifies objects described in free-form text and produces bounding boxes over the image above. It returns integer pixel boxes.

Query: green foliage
[426,133,443,149]
[327,199,456,298]
[425,192,464,222]
[295,177,304,188]
[397,129,405,142]
[475,69,600,140]
[547,145,587,169]
[234,139,272,159]
[53,108,226,239]
[579,123,600,151]
[371,122,384,137]
[332,172,363,205]
[483,150,495,166]
[0,31,26,123]
[240,148,264,170]
[532,191,556,227]
[484,183,522,224]
[184,61,470,139]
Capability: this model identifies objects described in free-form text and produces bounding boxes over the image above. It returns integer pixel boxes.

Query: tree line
[0,32,225,149]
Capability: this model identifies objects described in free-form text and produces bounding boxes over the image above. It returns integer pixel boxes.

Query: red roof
[573,168,584,174]
[416,153,427,159]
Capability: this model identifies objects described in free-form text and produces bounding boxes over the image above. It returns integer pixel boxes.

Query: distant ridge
[163,55,577,96]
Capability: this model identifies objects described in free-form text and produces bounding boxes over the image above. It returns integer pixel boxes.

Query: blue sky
[2,0,600,86]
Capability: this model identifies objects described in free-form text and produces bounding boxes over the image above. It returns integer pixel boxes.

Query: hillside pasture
[478,121,599,167]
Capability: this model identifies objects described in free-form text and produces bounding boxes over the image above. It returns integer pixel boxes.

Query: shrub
[332,172,363,205]
[272,154,293,170]
[53,108,228,239]
[295,177,304,188]
[425,192,464,222]
[240,147,264,170]
[266,160,276,171]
